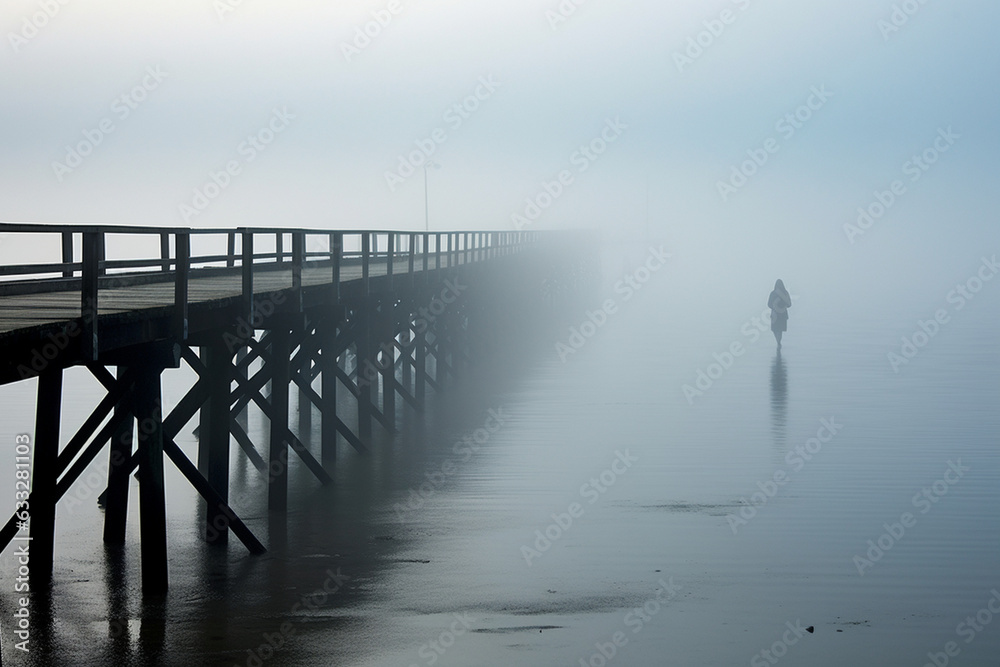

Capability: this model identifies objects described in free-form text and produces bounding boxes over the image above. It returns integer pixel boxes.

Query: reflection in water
[103,544,131,663]
[770,352,787,452]
[27,582,55,665]
[6,266,1000,666]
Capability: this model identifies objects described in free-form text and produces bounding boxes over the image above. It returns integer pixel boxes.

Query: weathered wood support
[358,234,374,443]
[319,318,339,470]
[103,366,134,545]
[135,365,168,596]
[381,234,397,427]
[379,300,396,431]
[267,326,291,512]
[415,319,428,405]
[0,223,571,600]
[30,369,63,584]
[199,334,233,544]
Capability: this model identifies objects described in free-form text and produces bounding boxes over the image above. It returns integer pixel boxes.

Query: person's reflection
[770,351,788,453]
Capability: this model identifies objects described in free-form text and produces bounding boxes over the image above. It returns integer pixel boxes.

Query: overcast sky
[1,0,997,278]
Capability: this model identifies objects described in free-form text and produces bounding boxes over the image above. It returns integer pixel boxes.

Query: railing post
[61,231,73,278]
[435,234,441,270]
[174,231,190,342]
[227,231,236,268]
[292,231,304,312]
[386,233,394,291]
[160,232,170,272]
[81,230,101,360]
[97,233,107,276]
[331,232,342,302]
[242,231,254,325]
[361,233,370,297]
[408,233,416,287]
[275,232,284,265]
[422,233,429,283]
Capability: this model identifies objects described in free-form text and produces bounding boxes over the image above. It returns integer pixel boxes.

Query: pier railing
[0,224,535,358]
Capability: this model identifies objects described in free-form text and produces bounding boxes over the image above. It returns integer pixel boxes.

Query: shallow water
[0,240,998,666]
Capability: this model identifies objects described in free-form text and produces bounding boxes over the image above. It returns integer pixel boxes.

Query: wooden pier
[0,224,592,596]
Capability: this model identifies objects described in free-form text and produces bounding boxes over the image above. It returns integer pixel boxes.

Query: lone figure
[768,279,792,349]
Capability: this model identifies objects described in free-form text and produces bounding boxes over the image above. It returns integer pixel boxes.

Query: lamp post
[423,161,441,231]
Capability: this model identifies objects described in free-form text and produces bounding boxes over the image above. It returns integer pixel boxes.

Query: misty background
[2,2,997,240]
[2,2,1000,664]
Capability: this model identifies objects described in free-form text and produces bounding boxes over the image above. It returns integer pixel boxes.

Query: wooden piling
[199,335,232,544]
[103,366,134,545]
[30,369,63,584]
[135,366,168,596]
[268,327,291,512]
[320,319,339,470]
